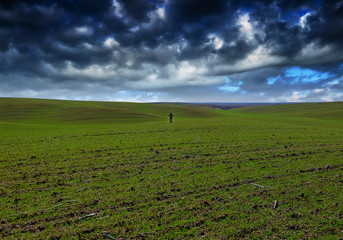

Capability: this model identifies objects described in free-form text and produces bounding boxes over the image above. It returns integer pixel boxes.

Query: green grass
[0,99,342,239]
[233,102,343,120]
[0,98,220,124]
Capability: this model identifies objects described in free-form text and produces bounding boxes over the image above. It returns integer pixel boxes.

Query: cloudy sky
[1,0,343,102]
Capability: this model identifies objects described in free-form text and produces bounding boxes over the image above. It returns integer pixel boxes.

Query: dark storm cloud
[305,1,343,46]
[166,0,228,23]
[118,0,163,22]
[250,0,343,60]
[0,0,343,101]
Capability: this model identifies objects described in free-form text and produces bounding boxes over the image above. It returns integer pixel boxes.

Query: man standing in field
[169,112,173,123]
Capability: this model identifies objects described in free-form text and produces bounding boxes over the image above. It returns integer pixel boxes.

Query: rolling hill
[232,102,343,120]
[0,98,221,124]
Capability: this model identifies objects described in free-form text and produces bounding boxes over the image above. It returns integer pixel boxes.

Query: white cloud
[295,42,340,64]
[157,7,165,20]
[112,0,124,18]
[326,79,340,86]
[283,91,309,102]
[122,60,224,90]
[104,37,119,48]
[299,12,311,29]
[113,90,165,102]
[207,34,224,50]
[236,12,265,43]
[321,90,343,101]
[313,88,324,93]
[174,38,188,53]
[177,61,201,76]
[237,13,254,40]
[129,26,140,32]
[214,45,285,74]
[57,61,117,80]
[75,26,93,35]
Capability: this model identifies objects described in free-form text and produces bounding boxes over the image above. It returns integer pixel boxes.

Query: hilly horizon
[0,98,223,125]
[233,101,343,120]
[1,98,343,124]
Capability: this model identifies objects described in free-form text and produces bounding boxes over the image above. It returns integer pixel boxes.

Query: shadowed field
[0,99,342,239]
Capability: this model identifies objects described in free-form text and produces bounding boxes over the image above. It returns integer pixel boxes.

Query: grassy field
[0,98,342,239]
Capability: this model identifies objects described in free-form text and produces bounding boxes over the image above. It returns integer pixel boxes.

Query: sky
[0,0,343,102]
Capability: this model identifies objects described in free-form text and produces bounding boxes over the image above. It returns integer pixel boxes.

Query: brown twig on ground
[250,183,265,188]
[103,234,117,240]
[78,213,95,220]
[273,200,278,209]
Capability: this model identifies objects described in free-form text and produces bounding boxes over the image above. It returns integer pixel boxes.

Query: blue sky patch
[285,67,335,84]
[218,78,241,92]
[267,76,280,85]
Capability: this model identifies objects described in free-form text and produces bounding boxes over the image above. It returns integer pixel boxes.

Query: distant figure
[169,112,173,123]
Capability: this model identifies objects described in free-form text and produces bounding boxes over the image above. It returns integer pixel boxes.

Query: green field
[0,98,342,239]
